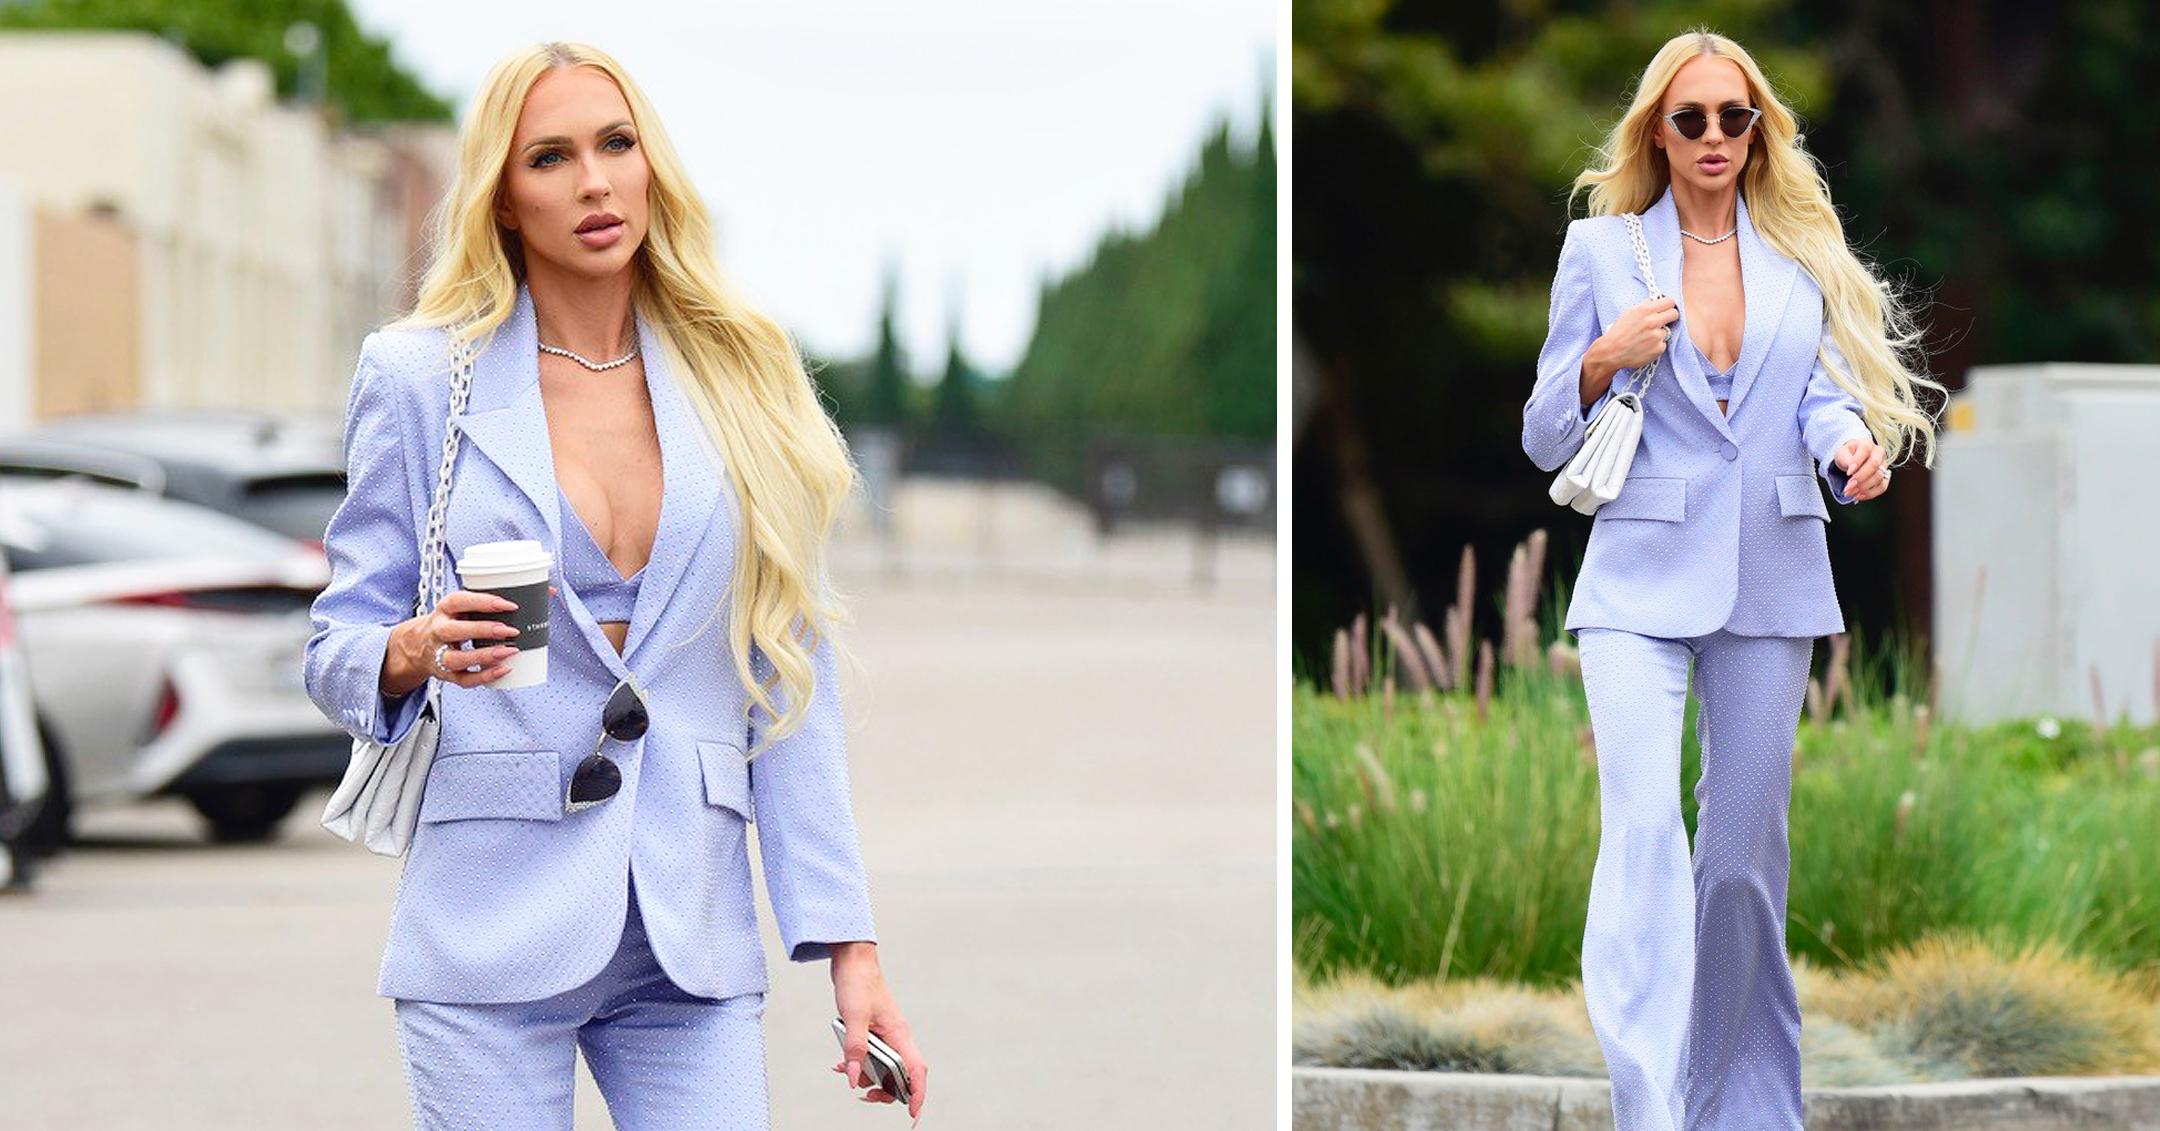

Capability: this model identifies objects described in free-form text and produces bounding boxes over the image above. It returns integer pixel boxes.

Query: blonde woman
[303,42,927,1127]
[1521,29,1940,1131]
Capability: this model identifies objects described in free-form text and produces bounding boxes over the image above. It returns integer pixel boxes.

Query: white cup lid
[456,538,552,574]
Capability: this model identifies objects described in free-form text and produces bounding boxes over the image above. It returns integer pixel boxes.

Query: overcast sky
[347,0,1275,377]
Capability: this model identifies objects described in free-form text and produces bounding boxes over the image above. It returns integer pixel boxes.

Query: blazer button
[1720,441,1739,461]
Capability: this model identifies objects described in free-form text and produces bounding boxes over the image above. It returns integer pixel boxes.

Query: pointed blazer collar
[450,282,729,681]
[1633,183,1800,437]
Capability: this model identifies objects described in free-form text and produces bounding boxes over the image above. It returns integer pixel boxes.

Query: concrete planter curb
[1293,1065,2160,1130]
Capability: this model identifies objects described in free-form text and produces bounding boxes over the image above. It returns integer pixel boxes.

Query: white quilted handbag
[1549,211,1662,515]
[318,328,479,857]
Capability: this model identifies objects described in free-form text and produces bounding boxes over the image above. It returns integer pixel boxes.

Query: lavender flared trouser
[1575,626,1815,1131]
[392,872,770,1130]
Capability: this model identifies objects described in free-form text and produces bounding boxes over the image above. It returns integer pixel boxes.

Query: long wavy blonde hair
[386,41,856,758]
[1569,29,1944,468]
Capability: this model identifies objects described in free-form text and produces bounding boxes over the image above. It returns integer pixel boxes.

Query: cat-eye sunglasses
[1663,105,1761,142]
[565,676,649,814]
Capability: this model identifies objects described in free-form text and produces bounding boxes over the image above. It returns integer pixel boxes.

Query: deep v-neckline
[1676,230,1746,376]
[538,367,664,585]
[557,482,649,582]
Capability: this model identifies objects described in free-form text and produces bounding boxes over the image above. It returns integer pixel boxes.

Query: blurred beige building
[0,30,453,428]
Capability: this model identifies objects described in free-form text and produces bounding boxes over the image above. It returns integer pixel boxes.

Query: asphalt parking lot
[0,523,1276,1130]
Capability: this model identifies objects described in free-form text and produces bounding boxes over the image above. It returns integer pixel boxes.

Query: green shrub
[1294,650,2160,987]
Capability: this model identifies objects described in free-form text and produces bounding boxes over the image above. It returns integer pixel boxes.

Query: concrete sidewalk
[0,539,1275,1129]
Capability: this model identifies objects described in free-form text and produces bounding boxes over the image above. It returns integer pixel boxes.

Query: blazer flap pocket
[1594,476,1686,522]
[1776,474,1831,522]
[698,739,755,823]
[419,750,563,823]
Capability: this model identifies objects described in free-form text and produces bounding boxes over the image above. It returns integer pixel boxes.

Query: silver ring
[433,642,453,675]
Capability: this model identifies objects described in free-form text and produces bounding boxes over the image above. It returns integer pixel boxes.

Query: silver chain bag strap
[318,325,480,856]
[1548,211,1662,514]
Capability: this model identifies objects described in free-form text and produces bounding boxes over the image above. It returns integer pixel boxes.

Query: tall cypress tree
[863,262,910,430]
[1000,106,1276,488]
[931,318,981,440]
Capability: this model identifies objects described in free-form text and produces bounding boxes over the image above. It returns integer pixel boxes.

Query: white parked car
[0,475,342,843]
[0,409,348,549]
[0,541,51,888]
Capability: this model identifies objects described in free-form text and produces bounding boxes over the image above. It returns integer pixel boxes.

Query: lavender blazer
[1522,186,1875,639]
[303,282,877,1004]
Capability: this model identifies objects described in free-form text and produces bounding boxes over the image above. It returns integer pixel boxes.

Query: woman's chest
[1680,244,1745,370]
[539,367,664,573]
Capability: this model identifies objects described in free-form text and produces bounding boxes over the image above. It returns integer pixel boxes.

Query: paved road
[0,537,1275,1129]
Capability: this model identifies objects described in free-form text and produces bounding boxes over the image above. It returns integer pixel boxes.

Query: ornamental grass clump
[1805,932,2160,1077]
[1293,968,1604,1077]
[1293,942,2160,1085]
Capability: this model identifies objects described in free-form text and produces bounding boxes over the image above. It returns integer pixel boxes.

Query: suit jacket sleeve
[1523,220,1609,472]
[1799,330,1876,505]
[746,618,878,962]
[303,333,431,747]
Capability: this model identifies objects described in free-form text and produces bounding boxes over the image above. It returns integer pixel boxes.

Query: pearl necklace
[537,339,639,371]
[1678,225,1737,245]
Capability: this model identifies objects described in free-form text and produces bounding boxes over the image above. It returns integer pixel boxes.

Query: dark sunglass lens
[1670,109,1707,140]
[570,752,623,804]
[1720,108,1756,137]
[603,681,650,741]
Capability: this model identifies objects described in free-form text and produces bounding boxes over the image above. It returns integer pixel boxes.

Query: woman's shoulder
[359,323,454,382]
[1560,213,1631,260]
[353,323,460,414]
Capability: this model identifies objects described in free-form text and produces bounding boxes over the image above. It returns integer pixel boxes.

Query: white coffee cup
[453,539,553,689]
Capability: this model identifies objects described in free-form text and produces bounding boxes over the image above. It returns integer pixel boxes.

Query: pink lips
[1699,155,1730,172]
[574,219,625,248]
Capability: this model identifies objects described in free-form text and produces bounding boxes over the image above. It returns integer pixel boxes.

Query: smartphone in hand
[830,1017,910,1106]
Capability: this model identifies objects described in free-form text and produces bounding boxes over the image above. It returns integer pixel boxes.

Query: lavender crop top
[1693,338,1737,401]
[556,484,644,622]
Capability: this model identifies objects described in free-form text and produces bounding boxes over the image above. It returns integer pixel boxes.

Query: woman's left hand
[831,942,928,1120]
[1831,437,1892,501]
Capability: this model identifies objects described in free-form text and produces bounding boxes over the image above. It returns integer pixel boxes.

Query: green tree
[1001,97,1277,488]
[930,322,982,441]
[860,263,911,430]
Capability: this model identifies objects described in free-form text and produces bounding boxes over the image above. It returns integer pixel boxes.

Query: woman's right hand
[380,587,553,695]
[1581,295,1679,403]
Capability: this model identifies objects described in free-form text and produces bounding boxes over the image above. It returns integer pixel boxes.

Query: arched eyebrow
[1671,98,1750,110]
[521,120,634,153]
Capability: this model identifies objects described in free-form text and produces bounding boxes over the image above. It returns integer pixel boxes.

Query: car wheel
[188,784,304,844]
[19,719,72,859]
[2,839,36,891]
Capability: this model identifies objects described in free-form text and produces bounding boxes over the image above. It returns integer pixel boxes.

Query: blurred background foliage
[1290,0,2160,677]
[820,111,1278,495]
[995,113,1277,491]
